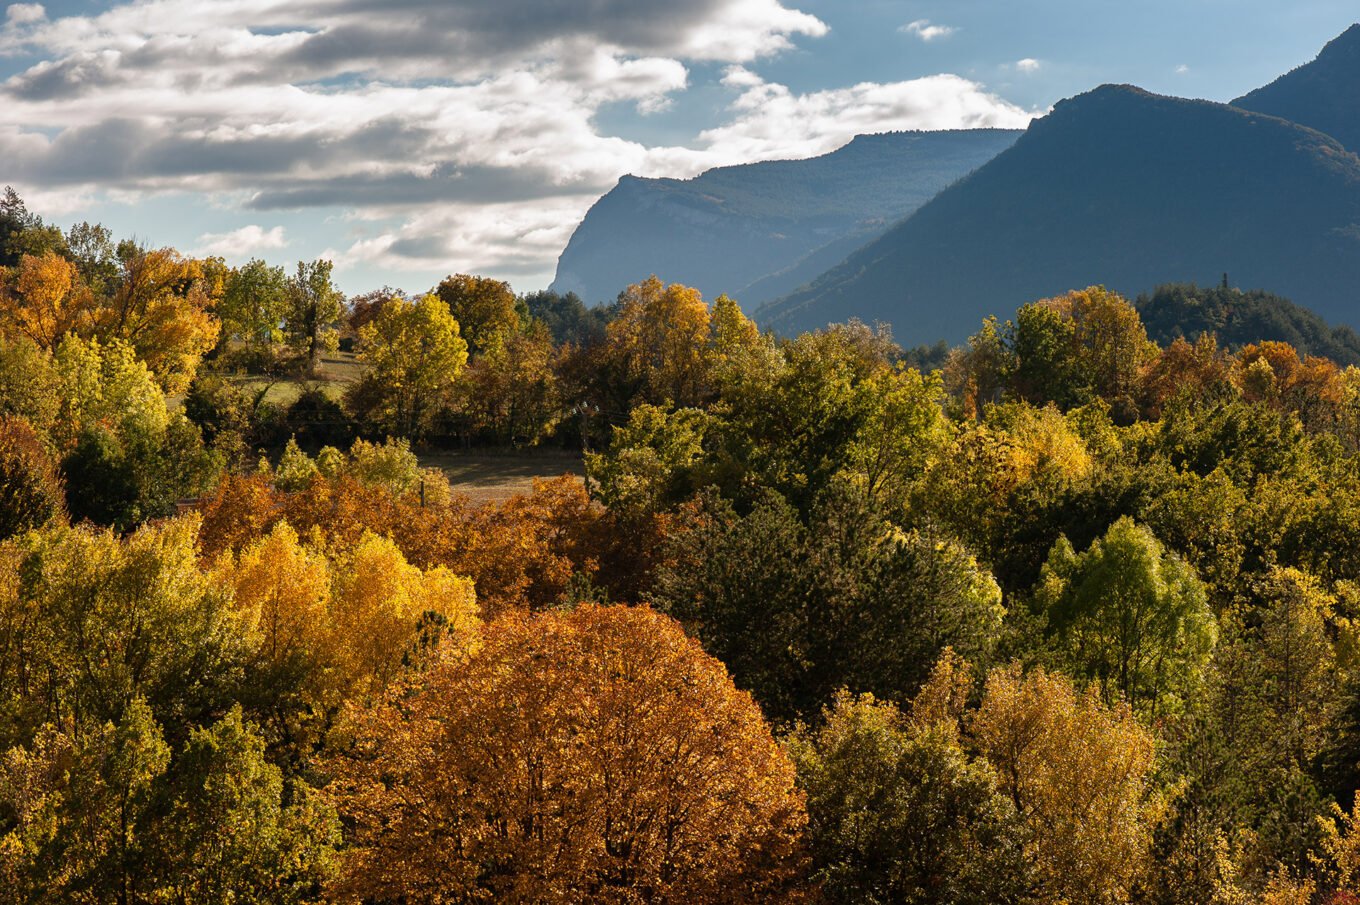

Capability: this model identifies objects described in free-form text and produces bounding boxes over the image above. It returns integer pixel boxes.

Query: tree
[0,517,244,747]
[219,258,289,349]
[523,288,610,347]
[1037,517,1217,715]
[224,521,333,749]
[434,273,521,356]
[586,404,711,515]
[0,417,63,540]
[151,706,338,902]
[353,293,468,438]
[0,251,95,349]
[720,321,931,512]
[788,687,1030,905]
[285,260,343,375]
[1007,287,1156,419]
[460,323,561,445]
[1010,301,1079,407]
[0,336,60,437]
[945,316,1012,419]
[326,531,478,700]
[99,246,221,393]
[0,697,170,903]
[50,339,220,528]
[327,605,809,904]
[0,187,41,268]
[970,664,1161,905]
[651,487,1005,721]
[64,221,119,297]
[604,276,714,408]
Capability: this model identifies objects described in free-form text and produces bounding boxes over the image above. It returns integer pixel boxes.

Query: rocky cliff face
[550,129,1022,306]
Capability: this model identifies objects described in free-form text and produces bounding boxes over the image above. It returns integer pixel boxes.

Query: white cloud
[1015,58,1041,73]
[1175,64,1190,75]
[192,224,288,258]
[0,0,1036,288]
[4,3,44,25]
[901,19,955,42]
[699,71,1036,162]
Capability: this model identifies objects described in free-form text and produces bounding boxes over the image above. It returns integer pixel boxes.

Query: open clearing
[420,450,585,503]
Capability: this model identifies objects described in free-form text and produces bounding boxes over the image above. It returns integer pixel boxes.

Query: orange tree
[326,604,809,904]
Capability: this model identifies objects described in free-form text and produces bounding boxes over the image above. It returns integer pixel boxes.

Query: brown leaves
[197,471,605,617]
[327,605,809,905]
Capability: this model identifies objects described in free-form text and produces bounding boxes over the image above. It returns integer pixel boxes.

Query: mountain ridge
[549,128,1022,306]
[756,83,1360,342]
[1233,23,1360,151]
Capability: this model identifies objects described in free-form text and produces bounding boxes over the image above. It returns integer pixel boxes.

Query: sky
[1,0,1357,298]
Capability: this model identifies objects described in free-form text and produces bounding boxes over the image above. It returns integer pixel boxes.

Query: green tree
[0,518,243,745]
[586,404,710,515]
[0,697,170,904]
[152,706,338,902]
[285,260,342,375]
[1037,517,1216,715]
[651,487,1005,721]
[788,687,1030,905]
[220,259,289,348]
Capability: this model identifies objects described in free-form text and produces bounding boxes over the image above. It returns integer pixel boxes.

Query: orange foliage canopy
[197,471,603,616]
[326,604,809,905]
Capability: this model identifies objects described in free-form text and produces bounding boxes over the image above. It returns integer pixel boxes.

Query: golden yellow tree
[98,247,221,393]
[0,252,95,349]
[224,521,332,673]
[970,664,1161,905]
[608,276,714,407]
[327,531,477,698]
[328,605,809,904]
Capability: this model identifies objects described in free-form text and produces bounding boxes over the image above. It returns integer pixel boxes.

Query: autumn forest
[3,187,1360,905]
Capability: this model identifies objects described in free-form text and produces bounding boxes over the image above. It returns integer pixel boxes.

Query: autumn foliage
[327,605,809,904]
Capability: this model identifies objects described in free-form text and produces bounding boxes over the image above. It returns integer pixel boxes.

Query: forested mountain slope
[758,85,1360,343]
[1137,282,1360,366]
[1234,23,1360,152]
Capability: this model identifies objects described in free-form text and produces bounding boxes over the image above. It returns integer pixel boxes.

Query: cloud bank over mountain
[0,0,1033,283]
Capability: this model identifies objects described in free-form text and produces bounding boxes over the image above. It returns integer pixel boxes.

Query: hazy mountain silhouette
[758,85,1360,343]
[549,129,1021,306]
[1234,24,1360,152]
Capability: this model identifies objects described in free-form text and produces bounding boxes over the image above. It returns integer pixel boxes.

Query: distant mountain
[1234,24,1360,152]
[549,129,1021,306]
[1137,283,1360,367]
[758,85,1360,343]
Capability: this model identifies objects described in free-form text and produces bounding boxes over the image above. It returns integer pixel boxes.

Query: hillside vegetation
[7,195,1360,903]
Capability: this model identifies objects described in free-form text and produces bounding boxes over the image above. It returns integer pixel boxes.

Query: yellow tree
[224,521,331,676]
[0,252,95,349]
[98,247,221,393]
[327,605,809,904]
[355,293,469,438]
[970,664,1161,905]
[608,276,714,407]
[326,531,477,699]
